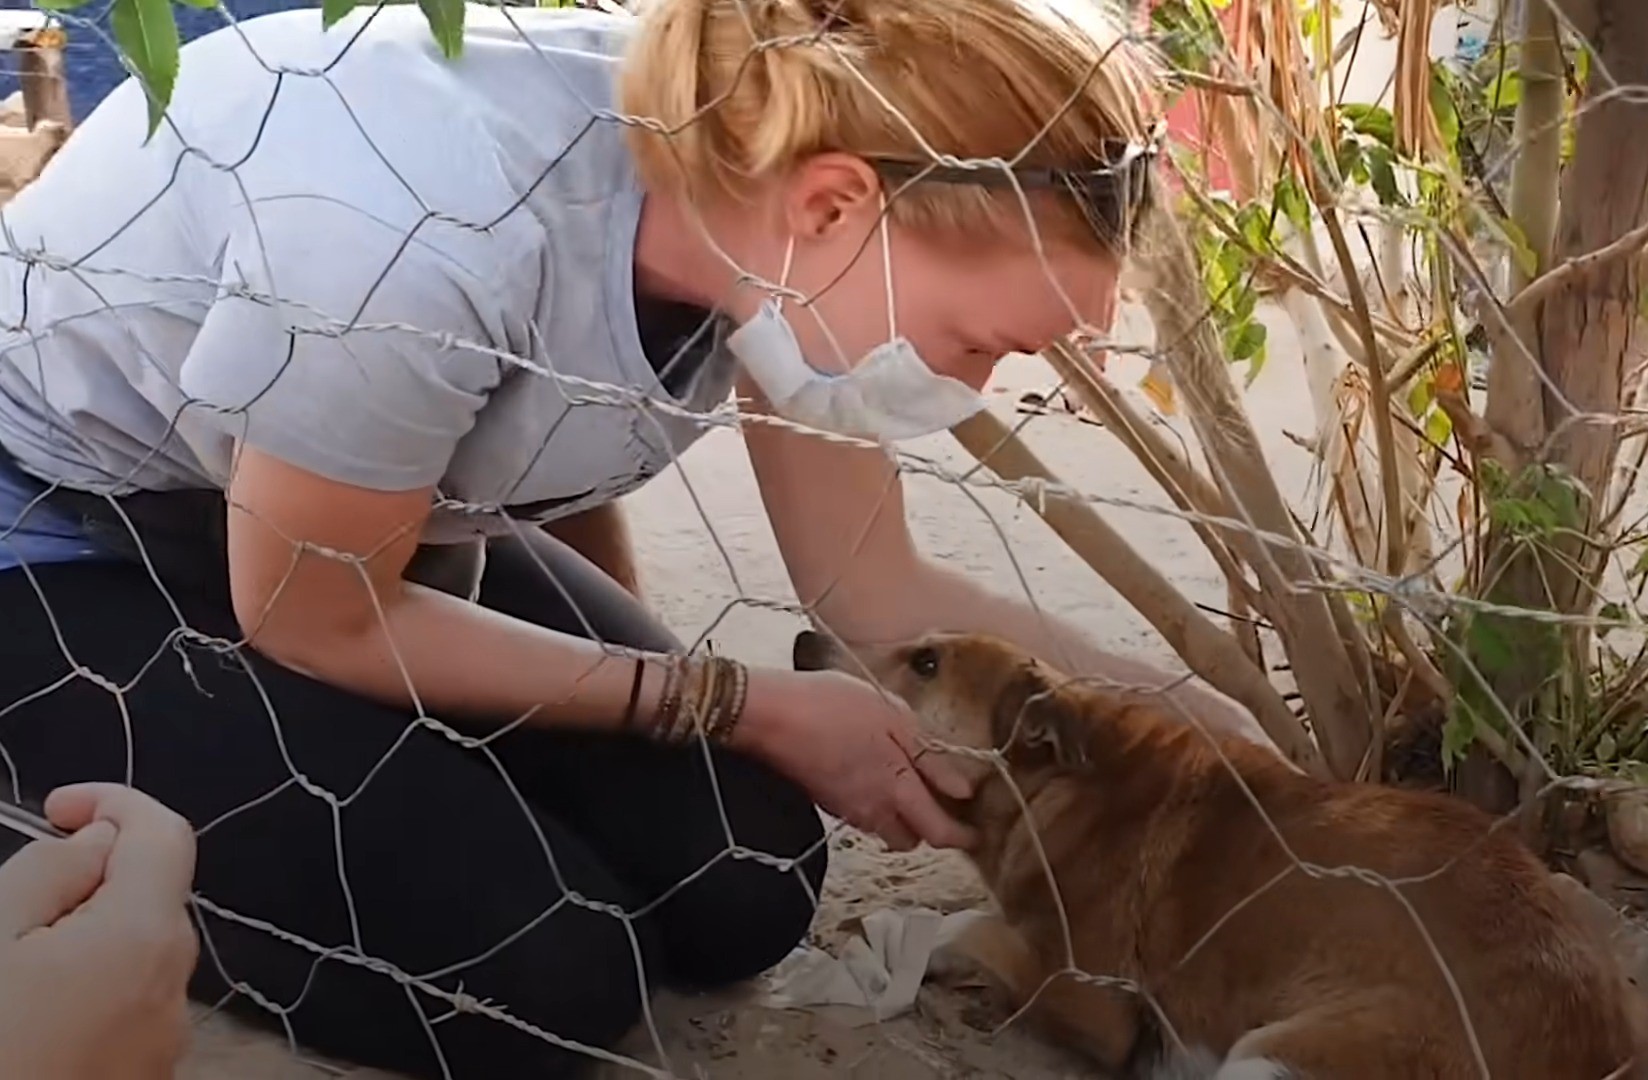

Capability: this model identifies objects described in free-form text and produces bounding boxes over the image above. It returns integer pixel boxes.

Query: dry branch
[1040,340,1263,616]
[1140,212,1372,778]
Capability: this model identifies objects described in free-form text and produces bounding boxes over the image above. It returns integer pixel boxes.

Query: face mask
[726,201,988,443]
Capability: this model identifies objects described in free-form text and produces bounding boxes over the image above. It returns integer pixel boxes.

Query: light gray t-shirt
[0,5,736,549]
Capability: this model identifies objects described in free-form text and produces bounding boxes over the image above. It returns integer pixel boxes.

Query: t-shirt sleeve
[178,197,509,492]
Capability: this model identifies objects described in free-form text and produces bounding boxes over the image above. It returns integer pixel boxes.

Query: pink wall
[1144,0,1240,194]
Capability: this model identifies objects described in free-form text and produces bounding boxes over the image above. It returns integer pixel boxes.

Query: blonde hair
[620,0,1160,255]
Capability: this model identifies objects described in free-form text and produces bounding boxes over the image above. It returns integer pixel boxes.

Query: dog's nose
[792,629,836,672]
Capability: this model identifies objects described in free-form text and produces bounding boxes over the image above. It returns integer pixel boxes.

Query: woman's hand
[740,670,977,851]
[0,783,199,1080]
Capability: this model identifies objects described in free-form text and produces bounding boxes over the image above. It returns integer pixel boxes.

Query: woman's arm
[228,447,672,730]
[228,446,974,849]
[740,379,1267,742]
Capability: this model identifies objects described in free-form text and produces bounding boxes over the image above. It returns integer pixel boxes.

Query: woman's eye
[909,647,940,678]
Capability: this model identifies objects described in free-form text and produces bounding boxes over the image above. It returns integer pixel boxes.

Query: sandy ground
[173,296,1335,1079]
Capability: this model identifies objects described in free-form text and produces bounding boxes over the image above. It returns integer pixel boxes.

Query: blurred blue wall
[0,0,318,120]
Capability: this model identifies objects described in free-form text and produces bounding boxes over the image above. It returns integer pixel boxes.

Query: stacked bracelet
[643,650,749,747]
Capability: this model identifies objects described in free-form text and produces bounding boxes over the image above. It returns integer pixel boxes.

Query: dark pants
[0,517,827,1079]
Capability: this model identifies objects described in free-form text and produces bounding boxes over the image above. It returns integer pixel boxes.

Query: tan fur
[799,630,1646,1079]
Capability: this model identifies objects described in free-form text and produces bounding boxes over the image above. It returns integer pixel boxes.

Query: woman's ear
[784,152,881,241]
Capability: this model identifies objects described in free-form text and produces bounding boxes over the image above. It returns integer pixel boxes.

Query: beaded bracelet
[643,652,749,746]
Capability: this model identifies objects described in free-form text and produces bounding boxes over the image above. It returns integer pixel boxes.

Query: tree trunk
[1540,0,1648,609]
[1471,0,1648,804]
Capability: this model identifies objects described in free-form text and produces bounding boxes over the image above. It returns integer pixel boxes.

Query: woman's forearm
[257,578,683,731]
[254,579,796,753]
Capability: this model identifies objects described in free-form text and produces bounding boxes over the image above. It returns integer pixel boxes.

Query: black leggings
[0,530,827,1079]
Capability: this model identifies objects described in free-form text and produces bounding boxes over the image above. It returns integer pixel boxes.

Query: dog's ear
[990,663,1089,768]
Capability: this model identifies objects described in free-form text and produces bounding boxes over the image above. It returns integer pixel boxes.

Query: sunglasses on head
[865,124,1163,249]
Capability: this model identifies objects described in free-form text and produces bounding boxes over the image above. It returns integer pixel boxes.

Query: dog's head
[792,629,1091,777]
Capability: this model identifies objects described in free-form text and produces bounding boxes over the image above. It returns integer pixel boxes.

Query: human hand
[741,669,977,852]
[0,783,199,1080]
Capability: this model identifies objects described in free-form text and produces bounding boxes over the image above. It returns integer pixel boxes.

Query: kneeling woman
[0,0,1252,1075]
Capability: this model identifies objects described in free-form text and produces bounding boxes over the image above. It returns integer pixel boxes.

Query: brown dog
[793,628,1644,1080]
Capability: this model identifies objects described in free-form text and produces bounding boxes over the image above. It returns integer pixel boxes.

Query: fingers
[892,770,976,851]
[880,714,976,850]
[0,820,117,940]
[912,746,975,801]
[882,710,975,802]
[44,784,196,911]
[872,815,919,853]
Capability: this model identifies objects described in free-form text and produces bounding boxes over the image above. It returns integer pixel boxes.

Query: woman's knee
[656,764,828,988]
[664,848,826,988]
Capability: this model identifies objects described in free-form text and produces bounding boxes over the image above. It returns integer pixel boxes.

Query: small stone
[1604,784,1648,877]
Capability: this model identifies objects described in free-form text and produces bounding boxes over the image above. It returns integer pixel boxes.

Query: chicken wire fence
[0,0,1639,1077]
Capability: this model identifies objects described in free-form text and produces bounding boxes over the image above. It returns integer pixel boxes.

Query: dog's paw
[927,910,1026,989]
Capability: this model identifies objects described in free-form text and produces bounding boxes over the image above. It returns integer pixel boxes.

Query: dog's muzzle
[792,629,840,673]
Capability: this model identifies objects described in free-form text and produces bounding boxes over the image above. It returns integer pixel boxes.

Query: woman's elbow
[227,569,381,674]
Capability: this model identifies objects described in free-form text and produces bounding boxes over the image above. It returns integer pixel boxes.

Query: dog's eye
[908,647,940,679]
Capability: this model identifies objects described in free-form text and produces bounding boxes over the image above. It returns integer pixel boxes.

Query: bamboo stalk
[1482,0,1565,464]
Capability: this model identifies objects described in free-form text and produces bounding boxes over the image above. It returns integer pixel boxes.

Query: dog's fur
[794,629,1645,1080]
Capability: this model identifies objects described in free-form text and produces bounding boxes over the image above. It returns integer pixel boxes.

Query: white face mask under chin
[726,209,988,443]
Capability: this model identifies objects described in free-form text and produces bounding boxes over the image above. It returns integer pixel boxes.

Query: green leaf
[417,0,464,59]
[1242,338,1268,386]
[1630,545,1648,580]
[33,0,93,10]
[1275,178,1312,234]
[1441,711,1475,769]
[322,0,359,28]
[1236,204,1269,252]
[1335,136,1364,182]
[112,0,180,139]
[1425,407,1452,447]
[1465,614,1515,675]
[1341,103,1396,150]
[1366,144,1402,207]
[1407,375,1434,416]
[173,0,217,10]
[1300,4,1320,45]
[1230,319,1267,363]
[1217,239,1248,284]
[1483,69,1522,111]
[1429,64,1462,155]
